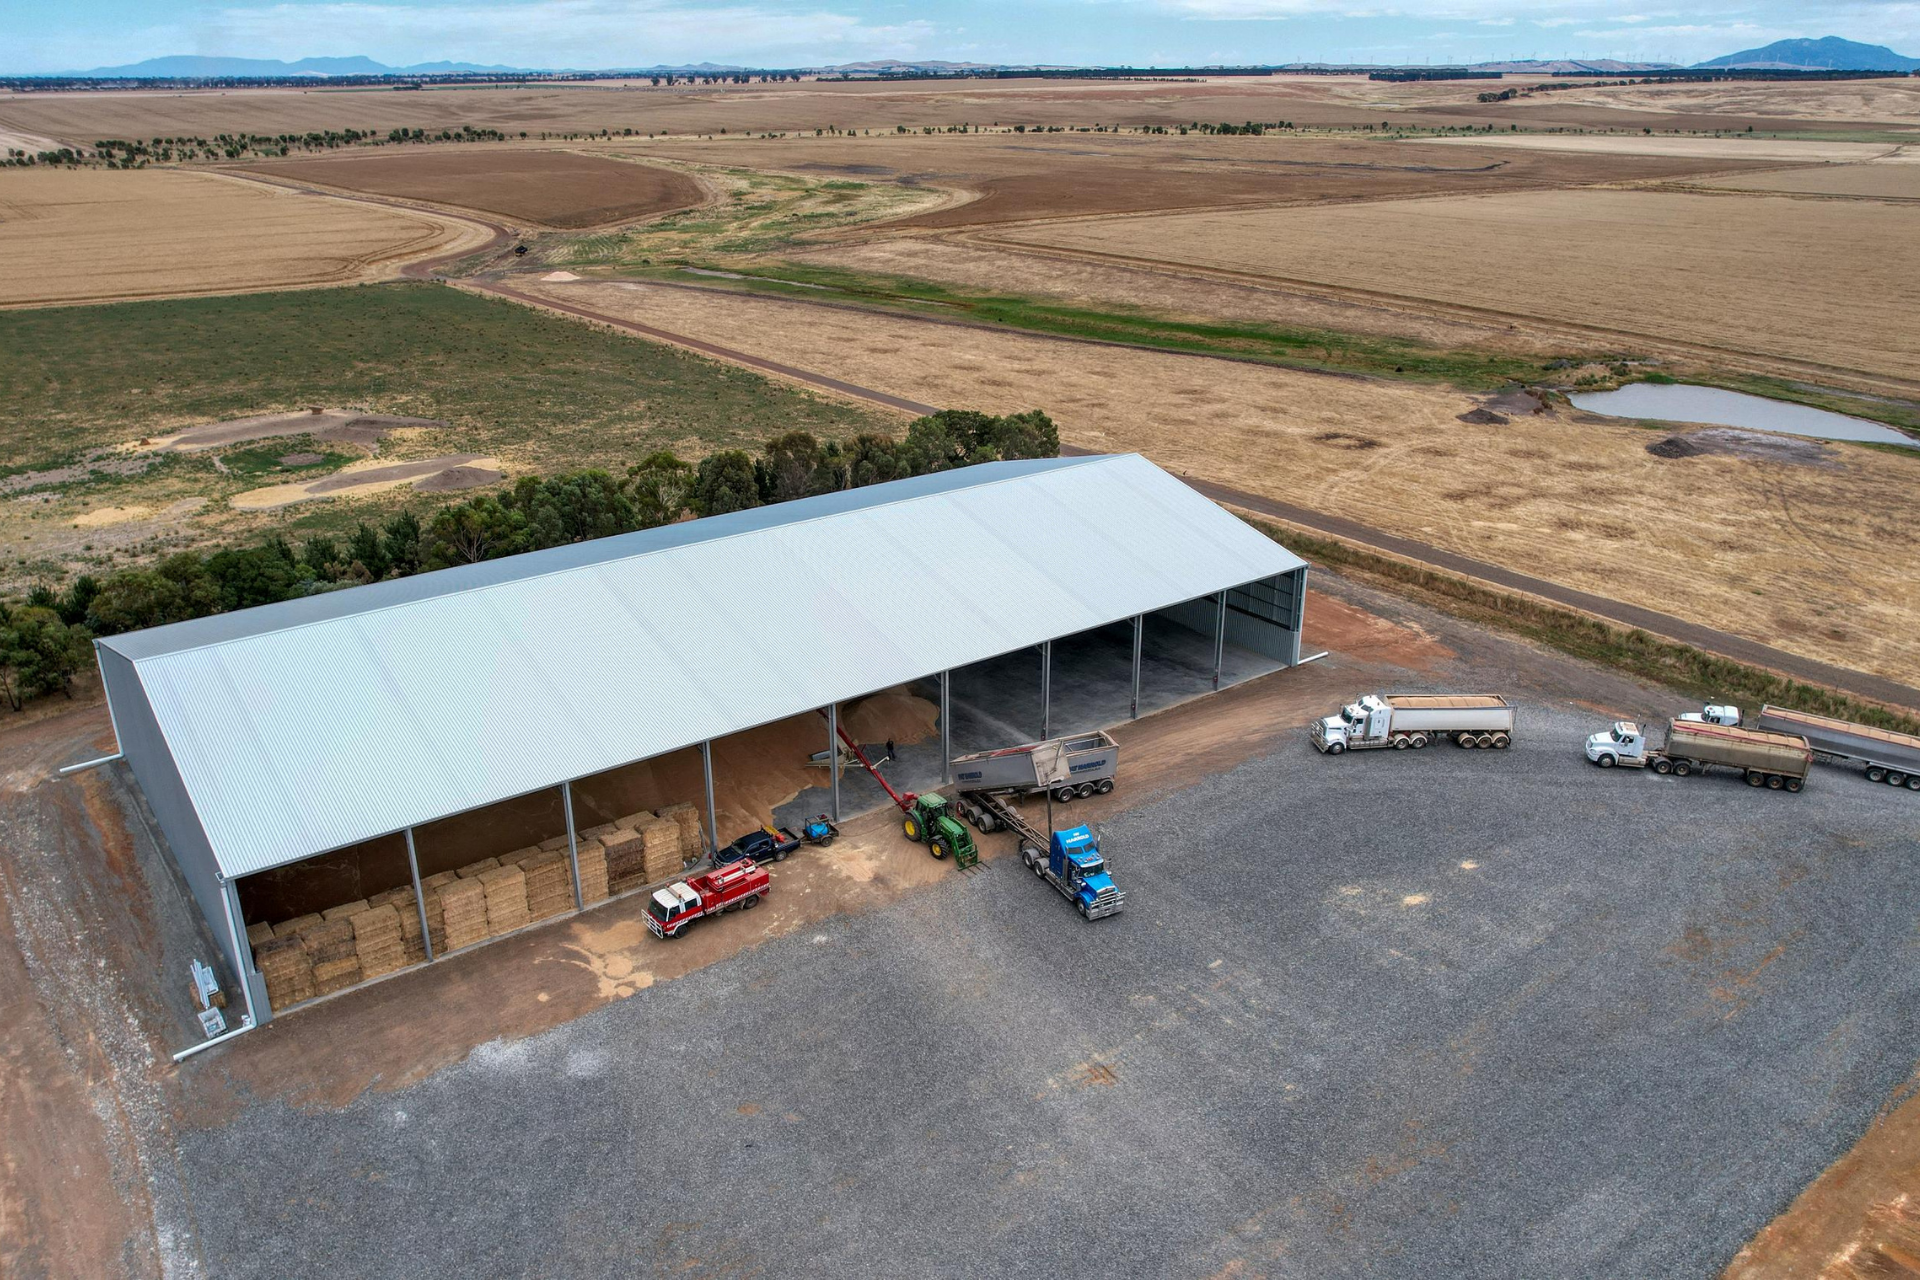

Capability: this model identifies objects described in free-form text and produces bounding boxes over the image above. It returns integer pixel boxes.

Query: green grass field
[0,282,894,587]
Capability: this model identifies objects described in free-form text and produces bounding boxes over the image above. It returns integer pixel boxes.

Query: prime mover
[1585,718,1811,791]
[1312,694,1514,754]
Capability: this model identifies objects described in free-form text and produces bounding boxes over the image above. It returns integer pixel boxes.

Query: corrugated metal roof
[102,454,1304,879]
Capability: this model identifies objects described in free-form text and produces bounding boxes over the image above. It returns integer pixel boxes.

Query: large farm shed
[96,453,1307,1039]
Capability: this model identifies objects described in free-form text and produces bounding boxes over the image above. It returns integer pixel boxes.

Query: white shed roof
[101,453,1303,879]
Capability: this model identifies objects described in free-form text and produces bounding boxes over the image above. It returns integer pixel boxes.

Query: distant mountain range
[1692,37,1919,72]
[24,38,1919,80]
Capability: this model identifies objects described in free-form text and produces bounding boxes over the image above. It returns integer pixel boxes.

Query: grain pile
[477,864,529,936]
[575,837,610,904]
[350,902,406,979]
[603,827,646,895]
[438,877,490,951]
[303,918,362,995]
[254,935,315,1011]
[515,848,574,920]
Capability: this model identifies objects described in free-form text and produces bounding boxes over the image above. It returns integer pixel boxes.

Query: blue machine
[1027,824,1124,920]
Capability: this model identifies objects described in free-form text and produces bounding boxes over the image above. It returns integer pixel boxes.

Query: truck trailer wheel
[1788,778,1804,792]
[1868,767,1888,783]
[1493,733,1511,749]
[1457,733,1476,749]
[1767,774,1785,790]
[1891,772,1910,788]
[1053,786,1076,803]
[1906,776,1920,791]
[1096,778,1114,794]
[1076,782,1097,799]
[1746,771,1765,787]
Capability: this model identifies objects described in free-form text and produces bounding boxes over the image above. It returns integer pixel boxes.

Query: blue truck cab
[1048,825,1124,920]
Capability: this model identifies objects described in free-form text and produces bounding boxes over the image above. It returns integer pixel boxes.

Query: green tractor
[901,793,979,869]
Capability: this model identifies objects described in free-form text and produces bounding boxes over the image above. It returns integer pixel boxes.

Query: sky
[4,0,1916,74]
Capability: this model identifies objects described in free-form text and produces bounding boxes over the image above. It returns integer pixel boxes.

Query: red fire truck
[645,859,770,939]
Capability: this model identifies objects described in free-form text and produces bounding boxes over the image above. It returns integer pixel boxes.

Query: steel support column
[1131,614,1144,719]
[827,704,841,821]
[701,742,719,855]
[1041,640,1053,740]
[405,827,436,961]
[1213,590,1227,692]
[940,671,952,784]
[219,877,260,1030]
[1289,568,1307,666]
[560,781,585,913]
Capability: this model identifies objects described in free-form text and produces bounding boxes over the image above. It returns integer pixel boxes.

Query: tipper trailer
[950,732,1119,803]
[1752,705,1920,792]
[1585,718,1812,791]
[1312,693,1515,754]
[953,790,1125,920]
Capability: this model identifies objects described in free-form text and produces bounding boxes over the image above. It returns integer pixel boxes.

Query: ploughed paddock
[90,454,1311,1043]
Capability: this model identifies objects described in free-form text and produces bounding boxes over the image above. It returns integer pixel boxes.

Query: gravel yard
[176,699,1920,1277]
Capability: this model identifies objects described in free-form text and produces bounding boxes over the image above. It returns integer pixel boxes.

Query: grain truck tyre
[1411,733,1430,749]
[1674,761,1692,777]
[1890,772,1910,788]
[1867,767,1888,783]
[1598,754,1616,769]
[1457,734,1476,749]
[1906,776,1920,791]
[1767,774,1785,790]
[1327,742,1346,755]
[1493,733,1511,749]
[1788,778,1804,792]
[1096,778,1114,794]
[1076,783,1097,799]
[1649,757,1666,774]
[1054,786,1076,803]
[1393,737,1410,750]
[1746,771,1765,787]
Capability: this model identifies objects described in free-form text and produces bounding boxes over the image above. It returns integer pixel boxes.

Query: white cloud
[196,0,940,68]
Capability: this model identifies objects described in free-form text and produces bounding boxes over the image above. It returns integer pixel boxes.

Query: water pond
[1570,383,1917,449]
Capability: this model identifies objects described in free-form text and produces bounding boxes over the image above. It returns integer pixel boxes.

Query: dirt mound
[414,464,506,493]
[1647,428,1834,466]
[1647,436,1704,459]
[1457,408,1510,426]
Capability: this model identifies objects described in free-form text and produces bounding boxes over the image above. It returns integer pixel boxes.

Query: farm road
[477,275,1920,713]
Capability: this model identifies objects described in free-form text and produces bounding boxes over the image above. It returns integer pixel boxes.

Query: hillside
[1695,37,1920,71]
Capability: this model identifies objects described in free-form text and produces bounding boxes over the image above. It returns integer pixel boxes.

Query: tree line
[0,410,1058,708]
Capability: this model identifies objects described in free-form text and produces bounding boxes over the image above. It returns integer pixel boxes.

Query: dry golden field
[514,278,1920,683]
[1696,155,1920,199]
[1416,134,1900,162]
[244,147,705,228]
[1498,77,1920,126]
[0,73,1840,152]
[998,188,1920,386]
[0,167,485,306]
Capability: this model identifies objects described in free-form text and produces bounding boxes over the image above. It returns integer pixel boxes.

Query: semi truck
[1752,705,1920,792]
[646,859,770,939]
[1584,718,1811,791]
[950,732,1119,803]
[953,789,1124,920]
[1311,693,1514,754]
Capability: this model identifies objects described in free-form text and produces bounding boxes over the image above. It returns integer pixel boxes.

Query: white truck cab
[1586,721,1649,767]
[1315,695,1393,752]
[1677,704,1741,727]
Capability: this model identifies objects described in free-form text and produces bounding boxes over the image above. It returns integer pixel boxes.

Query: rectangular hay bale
[321,899,369,922]
[245,921,274,945]
[274,912,323,938]
[575,839,609,904]
[477,864,529,935]
[301,918,357,965]
[455,857,500,879]
[351,904,405,979]
[658,803,706,862]
[311,955,362,996]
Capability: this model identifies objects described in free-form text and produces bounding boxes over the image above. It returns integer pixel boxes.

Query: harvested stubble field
[1000,187,1920,387]
[0,74,1753,154]
[518,277,1920,683]
[0,167,483,307]
[243,148,706,229]
[1696,154,1920,200]
[622,131,1768,229]
[1494,77,1920,126]
[0,283,890,586]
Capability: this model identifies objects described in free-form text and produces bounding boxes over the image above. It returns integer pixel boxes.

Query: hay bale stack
[455,857,500,879]
[477,864,529,936]
[575,837,609,904]
[254,935,315,1011]
[581,822,617,841]
[638,814,683,883]
[602,828,645,895]
[438,877,489,951]
[657,802,706,863]
[350,903,406,979]
[302,918,361,995]
[274,912,323,938]
[321,899,369,922]
[516,848,574,920]
[376,887,429,964]
[245,921,274,946]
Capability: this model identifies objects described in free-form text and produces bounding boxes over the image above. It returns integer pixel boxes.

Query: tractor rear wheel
[903,813,924,842]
